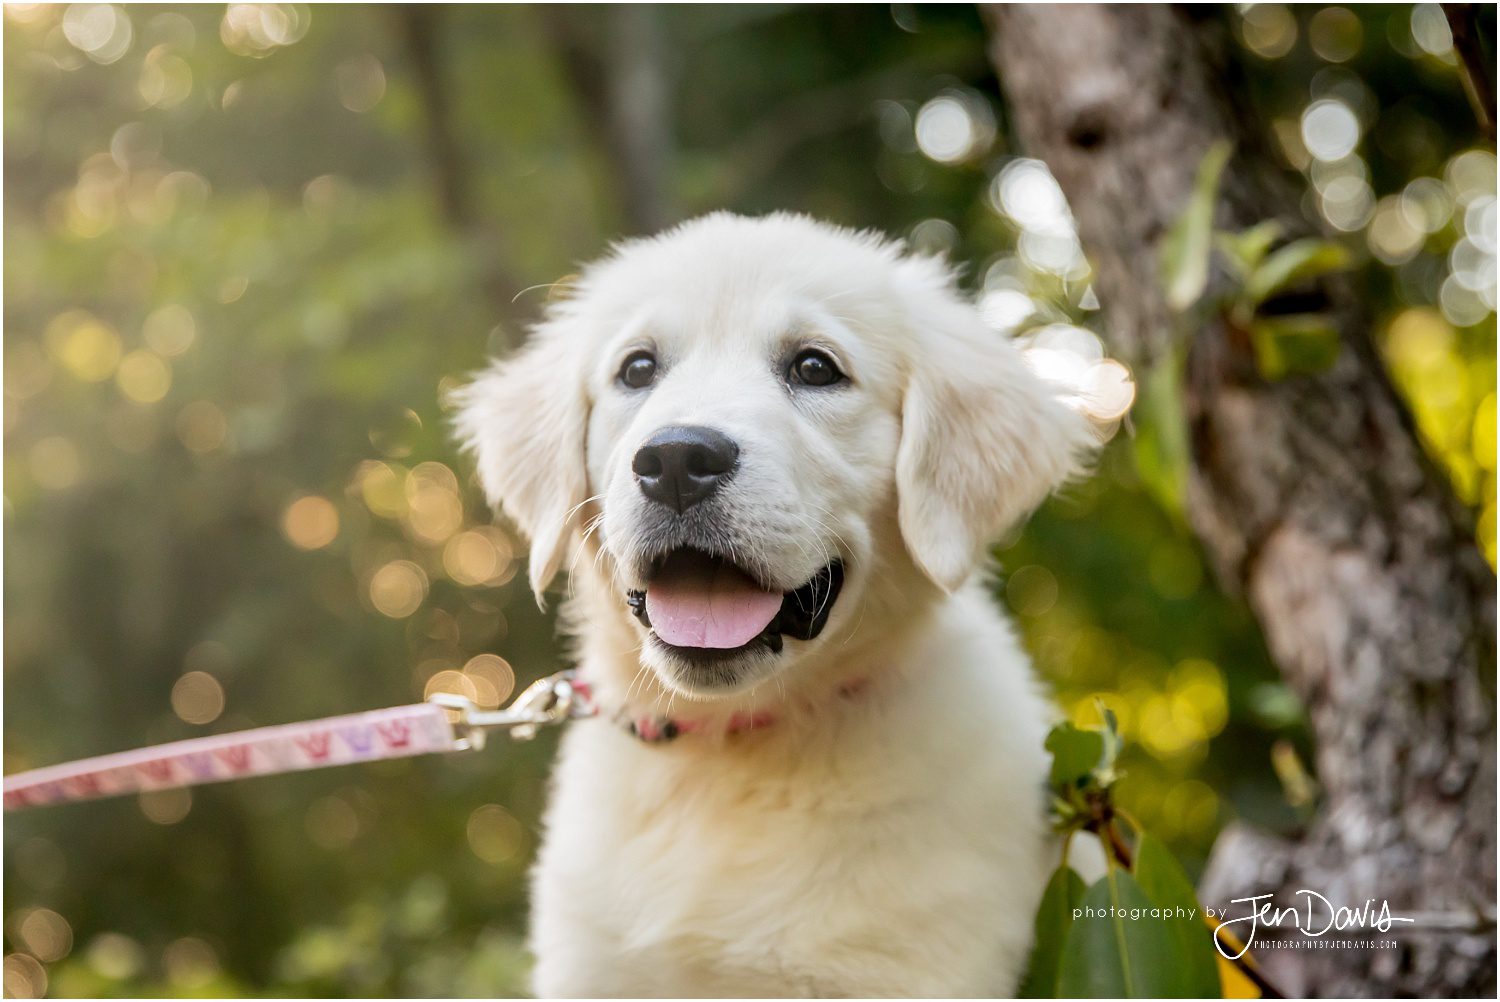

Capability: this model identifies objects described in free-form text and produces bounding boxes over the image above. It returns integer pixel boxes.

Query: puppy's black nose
[632,425,739,514]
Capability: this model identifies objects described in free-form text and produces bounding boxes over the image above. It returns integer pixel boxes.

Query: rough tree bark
[986,6,1496,998]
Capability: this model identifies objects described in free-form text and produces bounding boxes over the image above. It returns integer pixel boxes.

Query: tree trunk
[393,5,520,326]
[541,6,677,235]
[985,6,1496,997]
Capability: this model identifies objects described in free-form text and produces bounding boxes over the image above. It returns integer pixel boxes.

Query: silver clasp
[429,669,591,750]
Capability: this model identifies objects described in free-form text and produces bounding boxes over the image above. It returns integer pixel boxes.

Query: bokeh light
[369,560,428,618]
[1020,324,1136,426]
[116,350,172,404]
[1237,4,1297,59]
[219,4,309,57]
[62,4,133,64]
[405,462,465,545]
[282,495,341,550]
[443,528,516,587]
[138,45,194,109]
[170,671,226,724]
[357,461,409,519]
[305,793,362,850]
[991,158,1073,237]
[1409,3,1454,58]
[162,937,220,991]
[1308,6,1362,62]
[989,158,1089,279]
[3,953,48,999]
[462,653,516,710]
[1301,98,1361,162]
[46,311,121,382]
[978,287,1036,335]
[16,908,73,963]
[142,304,196,356]
[423,668,478,703]
[1005,564,1059,618]
[85,934,146,981]
[335,54,386,114]
[914,91,994,164]
[466,804,525,865]
[138,788,192,825]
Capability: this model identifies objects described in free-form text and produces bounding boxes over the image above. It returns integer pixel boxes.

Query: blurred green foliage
[3,4,1493,997]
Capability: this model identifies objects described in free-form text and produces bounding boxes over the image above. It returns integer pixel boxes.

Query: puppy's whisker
[565,512,610,582]
[839,600,870,652]
[579,511,607,543]
[800,503,853,557]
[509,280,569,304]
[559,497,612,598]
[562,493,607,531]
[626,660,652,706]
[786,512,843,585]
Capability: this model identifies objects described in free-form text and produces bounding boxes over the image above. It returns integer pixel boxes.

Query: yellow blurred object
[1382,307,1493,568]
[463,653,516,709]
[282,495,340,550]
[1474,393,1496,471]
[1207,915,1262,998]
[356,460,408,518]
[46,310,121,382]
[116,349,172,403]
[443,527,515,586]
[369,559,427,618]
[1271,738,1319,810]
[170,671,226,725]
[142,303,197,356]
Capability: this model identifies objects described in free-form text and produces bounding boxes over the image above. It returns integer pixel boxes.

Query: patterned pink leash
[3,670,591,811]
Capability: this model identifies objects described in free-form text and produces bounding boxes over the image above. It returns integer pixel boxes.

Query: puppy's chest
[556,728,1020,953]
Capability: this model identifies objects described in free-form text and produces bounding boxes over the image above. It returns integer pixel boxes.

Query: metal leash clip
[429,669,593,750]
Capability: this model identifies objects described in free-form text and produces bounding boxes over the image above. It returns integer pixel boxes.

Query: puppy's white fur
[456,213,1096,997]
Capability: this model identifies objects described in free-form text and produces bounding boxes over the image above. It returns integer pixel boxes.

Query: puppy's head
[456,213,1095,699]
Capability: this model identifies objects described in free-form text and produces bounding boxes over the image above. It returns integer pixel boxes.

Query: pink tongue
[645,552,783,649]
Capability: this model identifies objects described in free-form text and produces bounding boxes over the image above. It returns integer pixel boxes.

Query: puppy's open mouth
[626,549,844,659]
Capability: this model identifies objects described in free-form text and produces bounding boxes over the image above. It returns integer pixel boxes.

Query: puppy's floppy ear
[453,318,590,599]
[895,263,1095,593]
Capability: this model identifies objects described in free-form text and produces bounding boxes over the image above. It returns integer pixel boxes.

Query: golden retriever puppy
[456,212,1096,997]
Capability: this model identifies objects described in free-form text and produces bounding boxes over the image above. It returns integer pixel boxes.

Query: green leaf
[1130,352,1190,518]
[1216,220,1284,280]
[1251,314,1342,379]
[1046,723,1105,790]
[1161,140,1233,313]
[1133,835,1222,998]
[1096,701,1123,780]
[1244,237,1351,306]
[1019,866,1088,998]
[1056,869,1191,998]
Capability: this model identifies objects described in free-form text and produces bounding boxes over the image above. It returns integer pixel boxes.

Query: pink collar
[571,676,869,744]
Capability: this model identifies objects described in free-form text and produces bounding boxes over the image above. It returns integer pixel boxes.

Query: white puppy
[456,213,1097,997]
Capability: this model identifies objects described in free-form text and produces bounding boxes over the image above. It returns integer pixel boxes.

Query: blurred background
[2,3,1493,997]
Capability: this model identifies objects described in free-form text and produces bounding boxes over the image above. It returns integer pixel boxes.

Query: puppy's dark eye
[619,351,657,389]
[789,349,844,387]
